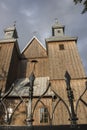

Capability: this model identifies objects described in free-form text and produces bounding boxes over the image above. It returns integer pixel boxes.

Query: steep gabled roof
[21,36,47,58]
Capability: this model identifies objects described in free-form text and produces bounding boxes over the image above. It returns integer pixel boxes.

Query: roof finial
[33,31,37,36]
[55,18,58,24]
[13,21,16,27]
[33,31,38,37]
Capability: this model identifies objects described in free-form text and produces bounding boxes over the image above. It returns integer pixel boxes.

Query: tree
[73,0,87,13]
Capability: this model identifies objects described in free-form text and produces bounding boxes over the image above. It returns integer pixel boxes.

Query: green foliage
[73,0,87,13]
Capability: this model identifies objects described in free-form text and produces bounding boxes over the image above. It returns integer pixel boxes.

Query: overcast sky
[0,0,87,74]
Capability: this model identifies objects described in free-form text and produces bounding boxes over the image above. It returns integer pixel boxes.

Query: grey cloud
[0,0,87,74]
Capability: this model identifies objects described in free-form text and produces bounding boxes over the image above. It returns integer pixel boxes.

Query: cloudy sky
[0,0,87,74]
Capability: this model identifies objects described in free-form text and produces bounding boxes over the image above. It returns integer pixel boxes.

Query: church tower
[0,25,20,93]
[46,21,86,79]
[45,21,87,125]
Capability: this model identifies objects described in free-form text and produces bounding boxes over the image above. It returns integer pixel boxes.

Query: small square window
[59,44,64,50]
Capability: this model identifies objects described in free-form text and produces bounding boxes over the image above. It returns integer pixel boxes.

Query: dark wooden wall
[5,43,20,91]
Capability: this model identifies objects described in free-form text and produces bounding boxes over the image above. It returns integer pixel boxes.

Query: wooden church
[0,21,87,126]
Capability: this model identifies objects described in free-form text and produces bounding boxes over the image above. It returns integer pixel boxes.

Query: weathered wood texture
[5,78,87,126]
[2,98,52,126]
[47,41,86,79]
[0,31,87,126]
[0,42,20,92]
[17,38,87,125]
[22,38,47,59]
[51,79,87,124]
[22,40,86,80]
[5,44,20,91]
[0,43,14,92]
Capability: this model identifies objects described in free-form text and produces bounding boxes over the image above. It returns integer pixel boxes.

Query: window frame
[40,107,49,124]
[59,44,64,50]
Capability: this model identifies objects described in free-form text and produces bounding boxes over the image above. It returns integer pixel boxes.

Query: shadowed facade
[0,22,87,126]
